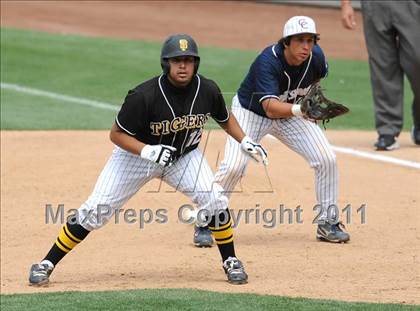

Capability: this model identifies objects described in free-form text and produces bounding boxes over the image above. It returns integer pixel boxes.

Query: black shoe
[223,256,248,285]
[374,135,399,151]
[193,225,213,247]
[317,221,350,243]
[411,126,420,145]
[29,263,54,286]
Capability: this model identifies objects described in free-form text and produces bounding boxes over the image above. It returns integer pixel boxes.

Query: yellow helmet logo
[179,39,188,51]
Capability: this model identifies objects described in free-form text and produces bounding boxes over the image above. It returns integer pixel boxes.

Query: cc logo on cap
[298,19,308,29]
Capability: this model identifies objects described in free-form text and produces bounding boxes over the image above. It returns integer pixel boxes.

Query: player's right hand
[140,144,177,167]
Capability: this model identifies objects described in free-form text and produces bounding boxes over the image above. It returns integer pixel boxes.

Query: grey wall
[260,0,361,10]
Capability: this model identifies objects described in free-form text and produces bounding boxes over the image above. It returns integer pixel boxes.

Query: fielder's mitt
[298,84,349,122]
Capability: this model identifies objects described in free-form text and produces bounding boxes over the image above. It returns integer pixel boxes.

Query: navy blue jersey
[237,44,328,117]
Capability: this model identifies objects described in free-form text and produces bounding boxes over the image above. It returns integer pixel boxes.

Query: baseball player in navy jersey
[214,16,350,243]
[28,34,268,286]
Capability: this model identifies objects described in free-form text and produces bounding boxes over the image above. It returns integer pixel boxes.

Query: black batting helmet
[160,34,200,74]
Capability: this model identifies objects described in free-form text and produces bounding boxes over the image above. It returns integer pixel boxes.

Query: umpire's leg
[395,1,420,130]
[361,1,404,137]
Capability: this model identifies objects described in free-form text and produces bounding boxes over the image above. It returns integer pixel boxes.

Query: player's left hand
[297,84,349,121]
[240,136,268,165]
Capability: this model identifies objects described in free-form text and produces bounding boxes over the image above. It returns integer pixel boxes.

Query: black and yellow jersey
[116,74,229,158]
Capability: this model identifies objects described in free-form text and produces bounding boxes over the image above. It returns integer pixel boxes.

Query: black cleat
[317,222,350,243]
[374,135,399,151]
[411,126,420,145]
[223,257,248,285]
[29,263,54,286]
[193,225,213,248]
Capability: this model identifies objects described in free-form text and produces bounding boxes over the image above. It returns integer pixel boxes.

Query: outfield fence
[260,0,361,9]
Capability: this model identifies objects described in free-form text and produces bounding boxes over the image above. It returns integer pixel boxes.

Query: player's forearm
[261,98,295,119]
[218,114,246,143]
[109,123,146,155]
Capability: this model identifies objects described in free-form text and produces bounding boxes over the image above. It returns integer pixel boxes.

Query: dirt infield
[1,1,419,305]
[1,130,419,304]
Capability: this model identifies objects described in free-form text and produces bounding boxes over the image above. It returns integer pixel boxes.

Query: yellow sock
[55,223,82,253]
[209,219,233,245]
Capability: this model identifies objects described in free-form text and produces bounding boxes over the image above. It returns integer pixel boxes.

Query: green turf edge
[1,288,418,311]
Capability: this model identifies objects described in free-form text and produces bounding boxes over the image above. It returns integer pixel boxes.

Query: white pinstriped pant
[215,95,337,219]
[77,146,228,231]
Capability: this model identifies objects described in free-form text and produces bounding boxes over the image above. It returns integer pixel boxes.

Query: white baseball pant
[77,146,228,230]
[214,95,337,220]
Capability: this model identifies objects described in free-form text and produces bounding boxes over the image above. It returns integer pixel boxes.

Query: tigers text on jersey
[237,44,328,117]
[116,74,229,158]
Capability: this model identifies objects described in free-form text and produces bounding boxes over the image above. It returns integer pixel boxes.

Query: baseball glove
[298,84,349,122]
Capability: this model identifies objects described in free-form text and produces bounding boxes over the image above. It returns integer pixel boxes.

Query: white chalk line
[1,82,119,111]
[331,145,419,169]
[266,135,419,170]
[2,82,419,170]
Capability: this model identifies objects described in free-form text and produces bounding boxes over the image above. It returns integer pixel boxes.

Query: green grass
[1,288,417,311]
[0,88,116,129]
[0,28,253,130]
[1,27,415,130]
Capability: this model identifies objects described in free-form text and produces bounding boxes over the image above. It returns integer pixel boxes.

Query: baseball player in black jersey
[28,34,268,286]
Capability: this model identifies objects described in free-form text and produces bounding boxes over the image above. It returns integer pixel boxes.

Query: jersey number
[185,128,203,149]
